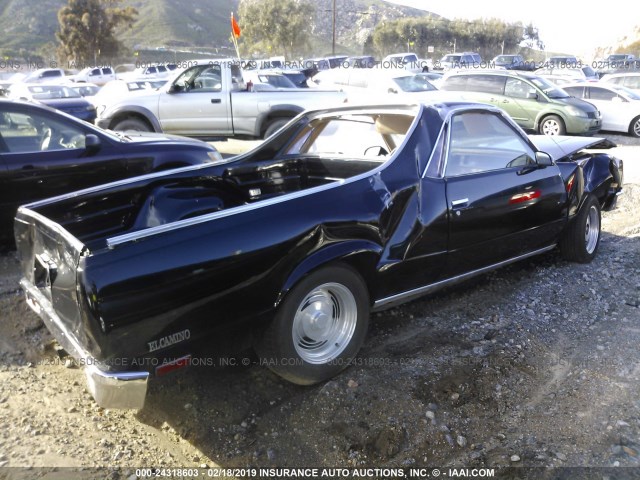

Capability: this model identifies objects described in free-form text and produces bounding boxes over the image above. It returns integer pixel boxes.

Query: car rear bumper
[21,278,149,409]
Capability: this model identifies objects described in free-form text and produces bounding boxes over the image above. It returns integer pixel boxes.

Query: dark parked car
[0,100,222,241]
[15,101,622,408]
[8,83,97,122]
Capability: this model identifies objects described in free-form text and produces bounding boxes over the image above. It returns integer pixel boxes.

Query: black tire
[263,118,290,139]
[539,115,566,136]
[256,264,370,385]
[112,117,152,132]
[629,116,640,138]
[559,194,601,263]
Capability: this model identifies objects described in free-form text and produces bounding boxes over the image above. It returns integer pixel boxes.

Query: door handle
[451,198,469,216]
[211,99,221,104]
[451,198,469,208]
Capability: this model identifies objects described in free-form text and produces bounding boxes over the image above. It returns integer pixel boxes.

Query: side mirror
[611,96,624,103]
[168,84,181,94]
[535,151,553,167]
[526,91,538,100]
[85,134,101,151]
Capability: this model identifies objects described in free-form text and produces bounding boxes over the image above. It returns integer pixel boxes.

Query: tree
[238,0,315,59]
[522,22,544,51]
[56,0,137,66]
[370,17,544,60]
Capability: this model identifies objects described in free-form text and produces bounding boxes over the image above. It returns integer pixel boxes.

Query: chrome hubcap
[292,283,357,364]
[543,120,560,135]
[584,205,600,254]
[633,119,640,137]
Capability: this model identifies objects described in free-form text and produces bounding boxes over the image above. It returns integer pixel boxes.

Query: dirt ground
[0,135,639,479]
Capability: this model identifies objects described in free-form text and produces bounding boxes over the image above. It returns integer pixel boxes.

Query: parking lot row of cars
[3,54,640,138]
[310,65,640,137]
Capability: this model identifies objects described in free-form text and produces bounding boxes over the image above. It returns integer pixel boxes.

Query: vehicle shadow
[133,228,639,469]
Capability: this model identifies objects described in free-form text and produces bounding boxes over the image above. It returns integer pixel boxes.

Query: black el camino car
[14,101,623,408]
[0,99,222,241]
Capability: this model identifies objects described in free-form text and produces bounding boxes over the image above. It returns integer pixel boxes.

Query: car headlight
[207,151,223,162]
[566,106,588,118]
[96,105,106,117]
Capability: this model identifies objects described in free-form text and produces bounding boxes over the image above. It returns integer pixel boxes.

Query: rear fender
[254,105,304,137]
[277,241,382,308]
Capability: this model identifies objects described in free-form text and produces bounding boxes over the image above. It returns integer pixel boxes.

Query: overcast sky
[384,0,637,58]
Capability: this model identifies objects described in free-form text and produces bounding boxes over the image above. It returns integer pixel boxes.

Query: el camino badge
[147,329,191,353]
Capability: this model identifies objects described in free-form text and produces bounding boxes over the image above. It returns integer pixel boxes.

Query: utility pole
[332,0,336,56]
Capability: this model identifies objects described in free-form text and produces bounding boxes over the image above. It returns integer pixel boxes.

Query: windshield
[612,85,640,100]
[28,85,81,99]
[529,77,569,98]
[494,56,515,63]
[393,74,437,92]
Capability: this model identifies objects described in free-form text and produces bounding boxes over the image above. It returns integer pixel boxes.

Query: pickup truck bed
[32,156,380,249]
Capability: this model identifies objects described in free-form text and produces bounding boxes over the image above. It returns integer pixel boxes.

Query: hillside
[0,0,433,60]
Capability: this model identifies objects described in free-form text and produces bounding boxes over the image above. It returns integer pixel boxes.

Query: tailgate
[14,206,88,355]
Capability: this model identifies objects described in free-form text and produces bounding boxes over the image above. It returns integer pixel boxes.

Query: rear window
[41,70,62,78]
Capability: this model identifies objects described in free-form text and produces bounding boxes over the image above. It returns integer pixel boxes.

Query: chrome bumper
[21,278,149,409]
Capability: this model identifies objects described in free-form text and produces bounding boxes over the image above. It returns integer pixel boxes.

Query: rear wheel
[560,194,601,263]
[256,265,369,385]
[539,115,566,136]
[629,116,640,138]
[112,117,152,132]
[263,118,290,139]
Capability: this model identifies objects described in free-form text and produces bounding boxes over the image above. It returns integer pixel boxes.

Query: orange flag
[231,13,241,38]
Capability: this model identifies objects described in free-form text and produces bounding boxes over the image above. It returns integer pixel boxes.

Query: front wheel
[560,194,601,263]
[539,115,566,136]
[256,265,370,385]
[629,116,640,138]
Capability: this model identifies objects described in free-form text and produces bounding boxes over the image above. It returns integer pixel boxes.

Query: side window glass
[589,88,616,101]
[504,78,537,99]
[173,65,222,93]
[442,75,467,91]
[424,123,447,178]
[445,112,536,177]
[563,86,584,97]
[466,75,505,94]
[0,111,86,153]
[194,65,223,92]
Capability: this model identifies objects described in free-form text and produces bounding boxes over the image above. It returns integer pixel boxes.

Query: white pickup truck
[95,59,347,139]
